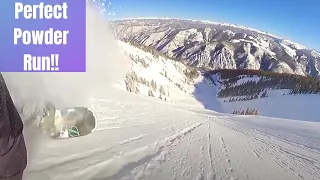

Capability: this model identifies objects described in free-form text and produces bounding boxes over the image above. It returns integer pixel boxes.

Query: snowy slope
[24,90,320,180]
[116,40,204,108]
[207,74,320,122]
[112,41,320,123]
[23,41,320,180]
[219,92,320,122]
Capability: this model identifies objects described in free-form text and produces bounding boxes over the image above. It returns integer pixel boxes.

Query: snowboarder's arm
[0,73,27,179]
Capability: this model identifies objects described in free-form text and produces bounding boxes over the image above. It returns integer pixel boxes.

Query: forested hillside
[208,69,320,102]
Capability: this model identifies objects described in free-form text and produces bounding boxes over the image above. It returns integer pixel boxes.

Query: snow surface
[18,3,320,180]
[117,39,320,123]
[220,92,320,122]
[117,40,199,104]
[24,89,320,180]
[23,44,320,180]
[211,75,320,122]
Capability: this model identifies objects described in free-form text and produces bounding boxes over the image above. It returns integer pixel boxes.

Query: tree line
[232,108,259,115]
[208,69,320,100]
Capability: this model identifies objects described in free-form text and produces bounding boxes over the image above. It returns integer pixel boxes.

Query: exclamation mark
[50,54,59,71]
[50,54,55,71]
[54,54,59,71]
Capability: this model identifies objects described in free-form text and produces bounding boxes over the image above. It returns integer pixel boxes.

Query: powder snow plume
[3,2,130,111]
[3,2,130,163]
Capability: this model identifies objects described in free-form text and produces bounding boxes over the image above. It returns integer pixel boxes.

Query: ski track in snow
[25,97,320,180]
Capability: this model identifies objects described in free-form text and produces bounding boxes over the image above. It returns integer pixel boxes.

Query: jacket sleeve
[0,74,27,178]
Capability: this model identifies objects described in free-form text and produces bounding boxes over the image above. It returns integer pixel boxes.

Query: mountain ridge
[114,17,320,52]
[115,17,281,39]
[112,18,320,77]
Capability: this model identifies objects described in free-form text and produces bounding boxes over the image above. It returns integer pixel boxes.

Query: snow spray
[2,1,130,161]
[3,1,130,111]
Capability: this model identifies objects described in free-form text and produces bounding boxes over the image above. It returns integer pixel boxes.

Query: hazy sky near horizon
[105,0,320,51]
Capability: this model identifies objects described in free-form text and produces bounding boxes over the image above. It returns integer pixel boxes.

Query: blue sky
[107,0,320,51]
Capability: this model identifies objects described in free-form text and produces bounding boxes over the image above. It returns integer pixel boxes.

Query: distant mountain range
[112,18,320,77]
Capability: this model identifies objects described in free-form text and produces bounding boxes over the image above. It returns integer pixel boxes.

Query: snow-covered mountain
[112,18,320,77]
[116,41,320,122]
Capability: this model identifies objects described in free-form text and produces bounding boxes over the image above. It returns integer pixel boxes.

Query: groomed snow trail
[24,92,320,180]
